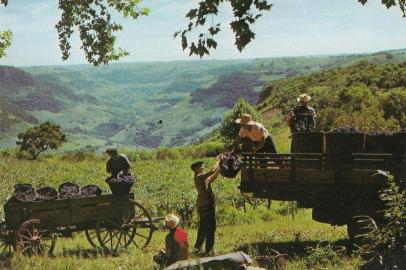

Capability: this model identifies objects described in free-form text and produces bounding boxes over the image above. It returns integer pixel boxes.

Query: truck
[239,132,406,241]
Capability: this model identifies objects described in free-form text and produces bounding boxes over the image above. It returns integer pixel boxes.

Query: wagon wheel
[0,219,14,257]
[128,200,154,249]
[84,230,100,248]
[96,200,153,253]
[15,219,56,256]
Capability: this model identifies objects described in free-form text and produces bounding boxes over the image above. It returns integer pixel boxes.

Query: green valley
[1,49,406,150]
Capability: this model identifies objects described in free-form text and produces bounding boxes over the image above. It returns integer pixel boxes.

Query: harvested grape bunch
[36,187,58,201]
[81,184,102,197]
[13,184,37,202]
[59,182,81,199]
[368,131,392,136]
[219,152,242,178]
[106,175,135,195]
[332,127,361,133]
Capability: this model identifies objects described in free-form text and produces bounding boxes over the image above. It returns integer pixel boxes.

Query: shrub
[303,243,343,269]
[358,172,406,270]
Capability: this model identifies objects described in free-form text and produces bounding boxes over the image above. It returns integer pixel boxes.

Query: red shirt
[165,227,189,265]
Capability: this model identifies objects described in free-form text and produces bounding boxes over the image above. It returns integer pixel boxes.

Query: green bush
[303,243,343,269]
[358,172,406,270]
[379,88,406,128]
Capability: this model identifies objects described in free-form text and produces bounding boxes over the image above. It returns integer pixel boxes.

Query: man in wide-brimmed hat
[153,214,189,268]
[232,113,277,153]
[191,159,220,256]
[105,146,131,178]
[286,93,316,133]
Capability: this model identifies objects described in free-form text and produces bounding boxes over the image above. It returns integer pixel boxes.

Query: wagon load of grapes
[12,184,37,202]
[36,187,58,201]
[219,152,242,178]
[58,182,81,199]
[106,175,135,195]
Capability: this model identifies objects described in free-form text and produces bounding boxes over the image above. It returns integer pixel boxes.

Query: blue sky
[0,0,405,66]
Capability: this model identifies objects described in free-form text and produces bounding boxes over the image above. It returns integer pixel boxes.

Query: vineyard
[0,155,362,269]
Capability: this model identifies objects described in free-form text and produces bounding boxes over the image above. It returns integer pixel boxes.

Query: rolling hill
[1,49,406,150]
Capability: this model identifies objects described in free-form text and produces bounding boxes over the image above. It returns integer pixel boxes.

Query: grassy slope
[0,157,360,269]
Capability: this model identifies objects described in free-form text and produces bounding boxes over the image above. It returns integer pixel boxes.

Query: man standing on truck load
[105,146,131,178]
[232,113,277,153]
[286,93,316,133]
[191,160,220,256]
[153,214,189,268]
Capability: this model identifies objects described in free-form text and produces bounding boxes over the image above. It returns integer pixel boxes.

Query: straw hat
[297,93,311,103]
[105,146,118,153]
[165,214,180,229]
[235,113,256,125]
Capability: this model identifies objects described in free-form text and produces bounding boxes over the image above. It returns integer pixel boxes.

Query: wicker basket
[219,153,242,178]
[106,176,135,195]
[59,182,81,199]
[13,184,37,202]
[81,184,102,197]
[36,187,58,201]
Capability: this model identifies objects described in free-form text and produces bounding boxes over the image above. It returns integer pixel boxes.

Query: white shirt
[238,123,269,142]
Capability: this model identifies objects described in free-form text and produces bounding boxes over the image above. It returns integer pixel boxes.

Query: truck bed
[240,153,403,201]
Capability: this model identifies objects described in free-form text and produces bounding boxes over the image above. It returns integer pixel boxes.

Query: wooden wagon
[0,193,162,256]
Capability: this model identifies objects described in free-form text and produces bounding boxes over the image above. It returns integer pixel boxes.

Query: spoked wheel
[15,219,56,256]
[85,230,100,248]
[0,219,14,257]
[96,199,154,253]
[128,200,154,249]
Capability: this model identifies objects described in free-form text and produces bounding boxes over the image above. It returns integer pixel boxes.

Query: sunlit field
[0,156,361,269]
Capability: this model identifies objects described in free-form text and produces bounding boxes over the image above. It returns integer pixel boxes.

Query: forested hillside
[1,49,406,150]
[258,61,406,134]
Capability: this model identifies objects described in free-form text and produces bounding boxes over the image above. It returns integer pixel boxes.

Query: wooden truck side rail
[239,153,400,201]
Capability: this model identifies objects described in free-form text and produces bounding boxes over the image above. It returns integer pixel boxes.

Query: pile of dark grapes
[219,152,242,178]
[81,184,102,197]
[106,175,135,184]
[59,182,81,199]
[36,187,58,201]
[12,184,37,202]
[332,127,361,133]
[105,175,135,195]
[368,131,393,136]
[10,182,103,203]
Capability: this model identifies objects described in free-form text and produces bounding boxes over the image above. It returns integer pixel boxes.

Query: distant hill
[1,49,406,150]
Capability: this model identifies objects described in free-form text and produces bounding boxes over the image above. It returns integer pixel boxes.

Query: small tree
[16,122,67,160]
[219,98,261,145]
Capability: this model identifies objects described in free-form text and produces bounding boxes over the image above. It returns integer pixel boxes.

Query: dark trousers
[194,204,216,253]
[258,136,277,153]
